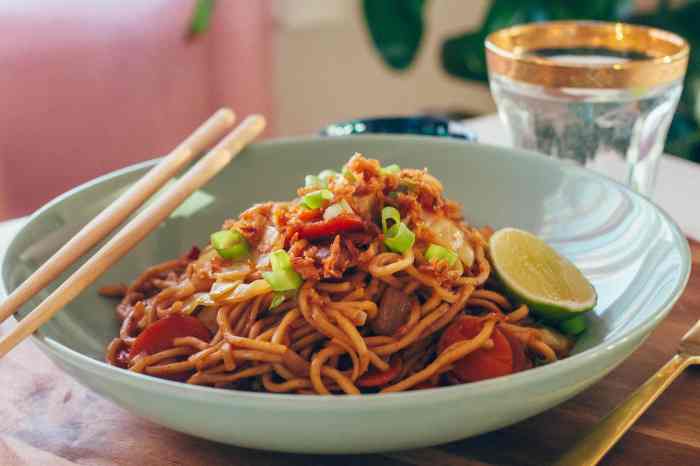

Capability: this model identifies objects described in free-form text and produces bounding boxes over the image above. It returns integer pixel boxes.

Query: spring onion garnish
[305,174,324,189]
[210,229,250,260]
[302,189,333,209]
[341,166,356,182]
[380,206,414,253]
[425,244,459,267]
[323,199,354,221]
[381,164,401,175]
[318,169,338,184]
[558,315,587,336]
[381,206,401,233]
[263,270,302,291]
[270,249,292,270]
[384,222,415,253]
[270,292,287,309]
[263,250,303,291]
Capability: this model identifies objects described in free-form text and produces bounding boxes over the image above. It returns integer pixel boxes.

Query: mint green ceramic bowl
[1,136,690,453]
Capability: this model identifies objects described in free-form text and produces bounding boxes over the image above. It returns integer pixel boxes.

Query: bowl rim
[2,134,691,407]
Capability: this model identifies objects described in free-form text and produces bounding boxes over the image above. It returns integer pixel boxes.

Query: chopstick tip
[216,108,236,126]
[242,114,267,133]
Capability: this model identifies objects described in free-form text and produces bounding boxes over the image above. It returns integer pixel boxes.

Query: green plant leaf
[441,0,633,82]
[561,0,634,19]
[440,0,538,82]
[665,112,700,161]
[188,0,216,39]
[481,0,540,30]
[441,31,489,82]
[629,1,700,160]
[362,0,700,161]
[362,0,426,71]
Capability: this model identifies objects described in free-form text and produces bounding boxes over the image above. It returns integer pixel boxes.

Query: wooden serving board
[1,241,699,466]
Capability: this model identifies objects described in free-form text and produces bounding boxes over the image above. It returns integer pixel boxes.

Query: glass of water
[486,21,688,195]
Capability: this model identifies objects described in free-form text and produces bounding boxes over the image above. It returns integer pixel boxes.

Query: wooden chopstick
[0,114,266,358]
[0,108,235,326]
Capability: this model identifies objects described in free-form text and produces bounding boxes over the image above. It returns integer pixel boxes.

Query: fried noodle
[103,154,573,394]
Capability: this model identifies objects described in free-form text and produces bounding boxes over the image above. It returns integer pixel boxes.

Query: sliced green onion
[269,249,292,272]
[384,222,415,253]
[341,166,356,182]
[381,164,401,175]
[270,292,286,309]
[263,269,302,292]
[264,250,303,291]
[302,189,333,209]
[425,244,459,267]
[323,199,354,221]
[305,175,324,189]
[318,169,338,184]
[381,206,401,233]
[210,230,250,260]
[209,280,241,299]
[558,315,587,336]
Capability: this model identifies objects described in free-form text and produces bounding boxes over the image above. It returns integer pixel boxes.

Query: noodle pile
[103,154,573,394]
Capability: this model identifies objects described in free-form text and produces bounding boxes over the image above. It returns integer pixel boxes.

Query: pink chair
[0,0,273,220]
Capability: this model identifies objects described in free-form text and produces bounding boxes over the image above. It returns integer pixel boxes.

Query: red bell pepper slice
[298,214,364,240]
[438,315,514,383]
[357,358,402,387]
[500,327,532,372]
[298,208,323,222]
[129,315,211,359]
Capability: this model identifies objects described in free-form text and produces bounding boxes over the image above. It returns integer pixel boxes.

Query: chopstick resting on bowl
[0,108,236,325]
[0,114,266,358]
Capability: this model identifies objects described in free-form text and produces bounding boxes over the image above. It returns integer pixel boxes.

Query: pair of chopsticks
[0,109,266,357]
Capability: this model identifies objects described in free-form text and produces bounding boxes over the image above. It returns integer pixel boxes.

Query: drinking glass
[486,21,689,195]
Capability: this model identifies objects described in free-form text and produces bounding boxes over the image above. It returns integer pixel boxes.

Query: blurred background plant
[362,0,700,163]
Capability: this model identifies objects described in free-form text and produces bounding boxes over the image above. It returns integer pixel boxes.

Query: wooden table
[0,216,699,465]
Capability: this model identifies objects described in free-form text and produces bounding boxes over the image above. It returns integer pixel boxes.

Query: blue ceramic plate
[320,115,477,141]
[0,136,690,453]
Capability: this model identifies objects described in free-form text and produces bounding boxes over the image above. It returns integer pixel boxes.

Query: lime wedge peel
[488,228,597,322]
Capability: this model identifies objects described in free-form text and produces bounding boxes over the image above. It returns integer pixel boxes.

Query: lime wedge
[489,228,596,321]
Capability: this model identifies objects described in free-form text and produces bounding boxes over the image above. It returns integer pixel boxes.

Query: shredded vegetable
[305,174,324,189]
[323,199,354,221]
[425,244,459,267]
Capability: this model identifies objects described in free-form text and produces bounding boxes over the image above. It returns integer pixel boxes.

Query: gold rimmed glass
[486,21,689,195]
